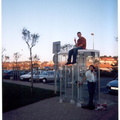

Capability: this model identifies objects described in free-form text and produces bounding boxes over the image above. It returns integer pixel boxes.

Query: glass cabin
[57,49,100,107]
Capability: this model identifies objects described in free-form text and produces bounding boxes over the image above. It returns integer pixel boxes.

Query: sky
[2,0,118,62]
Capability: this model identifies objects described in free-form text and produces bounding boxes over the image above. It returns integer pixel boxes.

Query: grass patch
[3,82,58,112]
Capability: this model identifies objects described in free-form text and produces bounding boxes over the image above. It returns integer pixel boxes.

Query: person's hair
[77,32,81,34]
[89,65,95,69]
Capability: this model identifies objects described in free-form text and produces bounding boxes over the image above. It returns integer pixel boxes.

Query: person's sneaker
[88,105,95,110]
[65,62,71,65]
[82,104,95,110]
[82,105,89,109]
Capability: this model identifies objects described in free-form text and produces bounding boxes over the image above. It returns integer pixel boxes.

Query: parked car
[3,70,27,79]
[3,70,13,79]
[44,67,50,71]
[20,70,41,81]
[106,78,118,94]
[33,71,55,83]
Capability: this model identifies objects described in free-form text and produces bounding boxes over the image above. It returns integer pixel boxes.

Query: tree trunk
[16,60,17,68]
[30,48,33,95]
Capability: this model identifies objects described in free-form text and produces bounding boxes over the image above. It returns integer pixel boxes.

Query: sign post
[53,41,61,94]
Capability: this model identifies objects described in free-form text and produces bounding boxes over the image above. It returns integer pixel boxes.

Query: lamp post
[21,49,24,70]
[91,33,94,49]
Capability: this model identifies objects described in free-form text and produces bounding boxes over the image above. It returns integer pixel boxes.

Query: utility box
[57,49,100,106]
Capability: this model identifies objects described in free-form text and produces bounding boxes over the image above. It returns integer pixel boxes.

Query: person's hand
[74,38,76,43]
[78,81,83,86]
[93,70,96,75]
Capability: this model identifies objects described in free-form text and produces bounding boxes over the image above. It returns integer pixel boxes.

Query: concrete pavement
[3,96,118,120]
[3,79,118,120]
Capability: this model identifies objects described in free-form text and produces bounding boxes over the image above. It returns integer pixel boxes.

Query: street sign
[53,41,61,53]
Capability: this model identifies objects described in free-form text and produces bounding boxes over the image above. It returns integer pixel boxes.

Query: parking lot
[3,76,117,94]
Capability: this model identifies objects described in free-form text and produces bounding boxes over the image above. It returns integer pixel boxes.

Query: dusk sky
[2,0,118,62]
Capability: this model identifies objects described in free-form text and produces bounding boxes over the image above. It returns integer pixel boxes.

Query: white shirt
[85,70,96,82]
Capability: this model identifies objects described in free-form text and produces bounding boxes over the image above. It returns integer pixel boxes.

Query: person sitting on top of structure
[65,32,86,65]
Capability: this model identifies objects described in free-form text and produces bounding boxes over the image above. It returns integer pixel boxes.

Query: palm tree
[22,28,39,93]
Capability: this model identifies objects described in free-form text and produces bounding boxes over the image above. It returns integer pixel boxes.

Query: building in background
[2,61,54,70]
[2,56,118,71]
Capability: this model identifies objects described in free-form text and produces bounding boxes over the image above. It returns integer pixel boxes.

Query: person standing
[80,65,96,110]
[65,32,86,65]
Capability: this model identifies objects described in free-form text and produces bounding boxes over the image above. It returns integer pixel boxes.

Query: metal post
[77,55,81,107]
[98,53,100,101]
[77,53,84,107]
[64,55,67,97]
[91,33,94,50]
[70,64,75,104]
[54,52,57,94]
[59,67,63,103]
[53,41,61,94]
[59,54,63,103]
[65,65,67,97]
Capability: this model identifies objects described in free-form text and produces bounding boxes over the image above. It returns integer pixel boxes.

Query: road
[3,77,115,93]
[46,77,116,93]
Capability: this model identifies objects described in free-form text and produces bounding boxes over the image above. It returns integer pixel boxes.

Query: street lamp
[21,49,24,70]
[91,33,94,49]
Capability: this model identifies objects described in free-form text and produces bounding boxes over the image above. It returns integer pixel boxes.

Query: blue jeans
[67,47,83,63]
